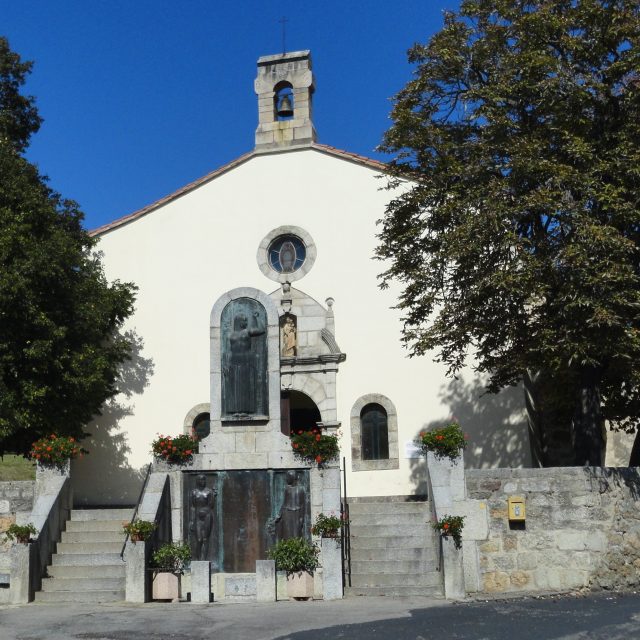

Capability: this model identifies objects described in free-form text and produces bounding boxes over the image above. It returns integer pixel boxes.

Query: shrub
[267,537,319,576]
[151,542,191,574]
[417,422,467,461]
[151,434,198,465]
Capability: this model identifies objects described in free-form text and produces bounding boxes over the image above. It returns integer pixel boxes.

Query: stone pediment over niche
[269,286,346,363]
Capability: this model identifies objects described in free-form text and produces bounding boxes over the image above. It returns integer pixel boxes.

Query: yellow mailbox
[508,496,526,522]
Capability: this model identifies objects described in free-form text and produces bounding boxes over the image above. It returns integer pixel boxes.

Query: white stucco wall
[72,147,531,505]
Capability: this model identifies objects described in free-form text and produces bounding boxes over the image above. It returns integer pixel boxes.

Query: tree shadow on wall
[408,375,530,494]
[584,466,640,500]
[71,331,155,507]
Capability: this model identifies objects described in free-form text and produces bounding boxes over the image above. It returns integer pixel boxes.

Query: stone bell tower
[254,50,317,151]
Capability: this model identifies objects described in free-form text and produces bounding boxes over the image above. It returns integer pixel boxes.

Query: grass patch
[0,455,36,481]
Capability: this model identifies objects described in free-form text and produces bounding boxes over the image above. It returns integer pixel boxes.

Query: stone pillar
[442,537,465,600]
[9,543,34,604]
[426,451,466,599]
[125,542,148,603]
[190,561,211,603]
[256,559,276,602]
[321,538,342,600]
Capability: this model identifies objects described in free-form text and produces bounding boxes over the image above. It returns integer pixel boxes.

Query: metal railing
[340,456,351,590]
[120,462,152,558]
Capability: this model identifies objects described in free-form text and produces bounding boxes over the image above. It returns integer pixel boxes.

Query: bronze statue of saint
[275,471,305,540]
[281,315,297,357]
[225,310,266,414]
[189,474,215,561]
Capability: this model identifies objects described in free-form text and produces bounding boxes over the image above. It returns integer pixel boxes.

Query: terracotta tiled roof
[90,144,388,237]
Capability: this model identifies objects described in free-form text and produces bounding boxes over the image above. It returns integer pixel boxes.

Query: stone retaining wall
[0,481,35,553]
[465,467,640,594]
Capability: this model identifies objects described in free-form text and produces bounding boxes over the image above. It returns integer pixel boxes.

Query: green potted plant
[417,422,467,461]
[151,542,191,601]
[267,537,319,600]
[311,512,343,539]
[433,515,465,550]
[3,523,37,544]
[122,519,156,543]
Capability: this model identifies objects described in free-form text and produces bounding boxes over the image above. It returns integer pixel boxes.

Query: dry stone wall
[466,467,640,594]
[0,481,35,554]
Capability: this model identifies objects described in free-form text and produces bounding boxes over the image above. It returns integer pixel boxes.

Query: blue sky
[2,1,455,230]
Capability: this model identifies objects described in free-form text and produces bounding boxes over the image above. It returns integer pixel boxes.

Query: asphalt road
[0,592,638,640]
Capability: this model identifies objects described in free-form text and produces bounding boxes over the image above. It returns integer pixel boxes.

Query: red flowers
[29,434,86,468]
[151,434,198,465]
[289,427,340,467]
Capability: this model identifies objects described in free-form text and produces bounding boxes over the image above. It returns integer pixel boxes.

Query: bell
[277,94,294,117]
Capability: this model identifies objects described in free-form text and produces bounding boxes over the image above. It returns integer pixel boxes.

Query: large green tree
[377,0,640,466]
[0,37,136,455]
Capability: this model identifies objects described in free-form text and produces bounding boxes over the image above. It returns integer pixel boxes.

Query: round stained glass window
[268,235,306,274]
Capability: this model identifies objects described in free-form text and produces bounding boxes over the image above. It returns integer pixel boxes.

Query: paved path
[0,592,638,640]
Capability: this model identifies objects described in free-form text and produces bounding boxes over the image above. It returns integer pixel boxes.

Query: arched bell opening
[280,390,321,436]
[274,81,294,121]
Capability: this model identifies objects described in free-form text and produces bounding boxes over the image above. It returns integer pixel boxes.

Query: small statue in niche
[189,474,216,561]
[281,314,297,357]
[225,310,266,414]
[275,470,305,540]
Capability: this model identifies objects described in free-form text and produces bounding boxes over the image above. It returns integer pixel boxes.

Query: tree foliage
[0,37,136,455]
[377,1,640,465]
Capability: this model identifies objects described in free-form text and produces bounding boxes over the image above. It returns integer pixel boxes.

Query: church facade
[74,51,546,506]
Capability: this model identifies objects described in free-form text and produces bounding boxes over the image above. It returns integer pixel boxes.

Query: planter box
[286,571,314,601]
[152,572,181,602]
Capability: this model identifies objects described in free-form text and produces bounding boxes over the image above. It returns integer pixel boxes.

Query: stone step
[56,542,122,554]
[52,553,124,566]
[349,572,442,588]
[349,524,430,538]
[34,589,125,604]
[70,509,134,522]
[46,564,126,579]
[345,585,443,598]
[350,560,439,574]
[61,530,124,543]
[40,577,124,592]
[350,547,438,562]
[65,520,127,532]
[347,501,429,515]
[349,534,430,549]
[347,513,430,526]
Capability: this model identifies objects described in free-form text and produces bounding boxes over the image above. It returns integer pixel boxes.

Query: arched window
[350,394,399,472]
[361,404,389,460]
[192,412,211,440]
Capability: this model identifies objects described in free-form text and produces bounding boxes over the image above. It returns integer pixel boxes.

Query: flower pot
[152,572,181,602]
[286,571,314,601]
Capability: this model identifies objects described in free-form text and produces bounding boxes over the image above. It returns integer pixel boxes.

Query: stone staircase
[35,508,132,603]
[344,499,443,598]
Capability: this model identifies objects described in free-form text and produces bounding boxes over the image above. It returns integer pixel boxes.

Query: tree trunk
[572,367,605,466]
